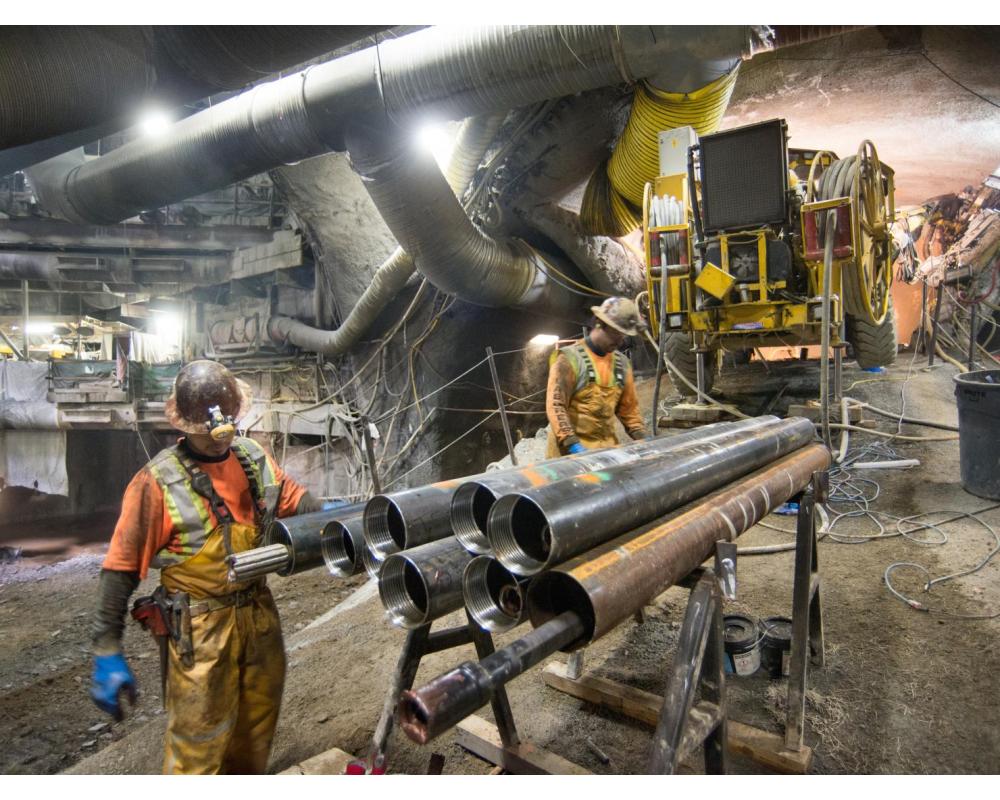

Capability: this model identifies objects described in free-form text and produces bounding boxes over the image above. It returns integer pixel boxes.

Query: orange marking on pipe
[521,469,549,488]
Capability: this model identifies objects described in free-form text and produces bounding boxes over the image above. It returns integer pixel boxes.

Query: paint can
[760,616,793,678]
[723,614,760,676]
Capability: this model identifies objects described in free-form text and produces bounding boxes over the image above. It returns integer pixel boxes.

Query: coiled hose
[581,67,740,236]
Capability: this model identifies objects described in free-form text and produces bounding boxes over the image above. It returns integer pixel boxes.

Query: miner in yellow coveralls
[89,360,329,773]
[546,296,648,458]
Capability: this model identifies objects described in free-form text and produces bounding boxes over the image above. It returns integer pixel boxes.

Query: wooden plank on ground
[455,715,592,775]
[278,746,355,775]
[542,662,811,774]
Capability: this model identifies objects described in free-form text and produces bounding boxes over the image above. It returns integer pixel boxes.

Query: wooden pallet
[542,662,812,774]
[455,715,592,775]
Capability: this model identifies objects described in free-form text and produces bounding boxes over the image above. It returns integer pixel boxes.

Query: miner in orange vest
[546,296,648,458]
[89,360,329,774]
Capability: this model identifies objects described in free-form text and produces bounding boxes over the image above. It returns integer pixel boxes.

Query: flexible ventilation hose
[581,67,740,236]
[268,113,505,354]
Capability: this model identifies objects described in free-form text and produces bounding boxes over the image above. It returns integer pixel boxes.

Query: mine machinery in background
[644,118,898,397]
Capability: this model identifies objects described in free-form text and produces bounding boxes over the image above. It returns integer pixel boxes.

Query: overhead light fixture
[529,334,560,347]
[415,121,456,171]
[138,108,172,138]
[26,321,55,334]
[152,311,183,342]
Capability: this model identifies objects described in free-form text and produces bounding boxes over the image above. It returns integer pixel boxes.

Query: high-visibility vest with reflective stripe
[553,342,628,395]
[148,437,279,569]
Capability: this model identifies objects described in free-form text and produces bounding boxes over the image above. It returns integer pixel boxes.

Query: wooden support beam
[455,715,592,775]
[542,662,812,774]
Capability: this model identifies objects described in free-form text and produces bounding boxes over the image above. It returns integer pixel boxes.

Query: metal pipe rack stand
[356,610,590,775]
[361,470,828,775]
[543,469,828,774]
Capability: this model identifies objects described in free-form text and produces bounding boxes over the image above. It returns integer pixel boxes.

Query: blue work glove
[90,653,137,721]
[322,499,349,511]
[566,442,586,455]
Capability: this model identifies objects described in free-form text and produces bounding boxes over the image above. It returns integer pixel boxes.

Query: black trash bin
[953,369,1000,500]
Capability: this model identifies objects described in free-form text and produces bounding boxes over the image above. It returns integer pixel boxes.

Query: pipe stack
[395,437,831,743]
[370,420,768,628]
[373,416,816,634]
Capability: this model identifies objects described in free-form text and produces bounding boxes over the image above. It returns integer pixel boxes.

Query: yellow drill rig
[644,118,896,397]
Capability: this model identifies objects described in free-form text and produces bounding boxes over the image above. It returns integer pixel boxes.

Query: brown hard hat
[590,296,647,337]
[164,360,252,435]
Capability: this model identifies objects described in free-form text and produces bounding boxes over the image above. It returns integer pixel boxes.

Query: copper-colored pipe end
[397,690,432,744]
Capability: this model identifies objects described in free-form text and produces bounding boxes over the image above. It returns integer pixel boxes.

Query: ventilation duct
[0,26,387,170]
[30,26,766,324]
[40,26,765,227]
[268,113,505,354]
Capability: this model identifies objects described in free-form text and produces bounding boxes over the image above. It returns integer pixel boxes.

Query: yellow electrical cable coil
[581,66,741,237]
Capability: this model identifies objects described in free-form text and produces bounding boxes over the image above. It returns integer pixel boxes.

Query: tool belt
[188,584,262,617]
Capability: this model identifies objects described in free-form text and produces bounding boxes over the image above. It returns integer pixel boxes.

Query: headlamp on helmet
[206,405,236,441]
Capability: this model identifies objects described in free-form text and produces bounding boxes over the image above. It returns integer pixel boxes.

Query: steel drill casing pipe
[463,555,531,633]
[451,416,779,553]
[362,544,384,581]
[399,444,831,743]
[527,444,832,647]
[226,544,291,582]
[266,503,366,576]
[488,417,815,576]
[363,426,760,559]
[378,537,473,629]
[319,510,367,578]
[398,610,586,744]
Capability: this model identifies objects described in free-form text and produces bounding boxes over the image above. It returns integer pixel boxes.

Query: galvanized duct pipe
[320,510,368,578]
[463,555,530,634]
[0,26,387,164]
[488,417,815,576]
[0,27,153,152]
[398,443,831,743]
[345,122,581,312]
[378,537,473,629]
[527,444,832,644]
[267,113,505,354]
[265,504,366,576]
[516,202,646,297]
[37,26,762,311]
[451,416,777,554]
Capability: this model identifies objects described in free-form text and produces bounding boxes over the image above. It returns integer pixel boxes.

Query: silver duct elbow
[346,124,534,307]
[268,113,505,354]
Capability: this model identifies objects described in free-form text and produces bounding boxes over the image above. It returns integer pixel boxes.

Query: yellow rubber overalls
[148,438,285,774]
[545,342,628,458]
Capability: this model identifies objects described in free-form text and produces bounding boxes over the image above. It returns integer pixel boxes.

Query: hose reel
[815,140,895,325]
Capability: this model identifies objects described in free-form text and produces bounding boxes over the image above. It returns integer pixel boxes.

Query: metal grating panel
[700,120,788,233]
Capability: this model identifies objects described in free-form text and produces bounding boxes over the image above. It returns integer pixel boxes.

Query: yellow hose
[581,67,740,237]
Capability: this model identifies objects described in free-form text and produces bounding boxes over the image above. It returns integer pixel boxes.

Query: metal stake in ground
[486,346,518,466]
[361,415,382,495]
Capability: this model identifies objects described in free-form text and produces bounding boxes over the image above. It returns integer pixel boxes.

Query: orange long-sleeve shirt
[103,441,307,579]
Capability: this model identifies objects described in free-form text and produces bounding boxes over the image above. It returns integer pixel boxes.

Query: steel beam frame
[784,472,826,751]
[361,611,520,774]
[648,571,728,774]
